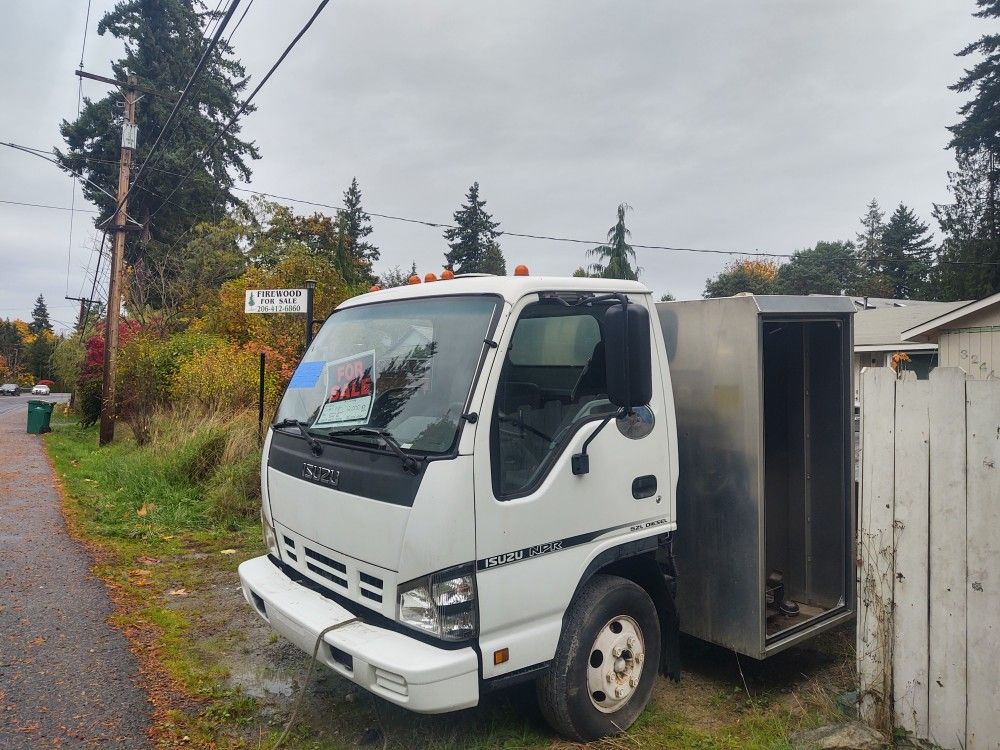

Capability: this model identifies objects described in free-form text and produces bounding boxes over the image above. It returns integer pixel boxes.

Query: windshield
[275,295,500,454]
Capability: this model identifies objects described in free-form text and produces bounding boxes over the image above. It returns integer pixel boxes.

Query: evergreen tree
[776,241,861,295]
[588,203,640,280]
[934,1,1000,299]
[933,149,1000,299]
[29,295,52,335]
[57,0,259,275]
[948,0,1000,157]
[337,178,379,283]
[443,182,505,274]
[879,205,934,298]
[856,198,885,265]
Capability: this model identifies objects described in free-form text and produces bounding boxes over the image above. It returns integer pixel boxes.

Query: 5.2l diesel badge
[301,463,340,487]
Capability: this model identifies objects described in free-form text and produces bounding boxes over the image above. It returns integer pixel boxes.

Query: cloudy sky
[0,1,984,331]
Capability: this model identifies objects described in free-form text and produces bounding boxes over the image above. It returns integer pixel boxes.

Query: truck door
[472,293,674,679]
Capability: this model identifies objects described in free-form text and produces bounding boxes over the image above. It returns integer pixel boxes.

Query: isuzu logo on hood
[301,462,340,487]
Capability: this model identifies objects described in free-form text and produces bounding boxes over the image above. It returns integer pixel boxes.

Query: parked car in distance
[1,383,21,396]
[31,384,50,395]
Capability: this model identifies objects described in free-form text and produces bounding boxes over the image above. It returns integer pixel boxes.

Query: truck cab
[238,276,854,741]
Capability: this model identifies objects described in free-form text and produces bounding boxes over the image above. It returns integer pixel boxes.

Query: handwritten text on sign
[314,351,376,427]
[244,288,307,314]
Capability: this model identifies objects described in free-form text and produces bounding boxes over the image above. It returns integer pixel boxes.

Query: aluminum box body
[658,295,856,658]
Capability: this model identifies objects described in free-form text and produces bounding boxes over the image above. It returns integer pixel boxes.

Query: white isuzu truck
[238,274,855,741]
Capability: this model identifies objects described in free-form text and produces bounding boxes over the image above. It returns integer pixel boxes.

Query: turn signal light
[441,269,455,280]
[424,272,438,282]
[408,274,421,284]
[514,264,529,276]
[494,648,509,665]
[369,284,382,292]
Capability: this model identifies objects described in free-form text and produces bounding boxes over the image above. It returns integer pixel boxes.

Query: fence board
[965,381,1000,750]
[928,368,968,750]
[858,368,896,730]
[892,380,930,737]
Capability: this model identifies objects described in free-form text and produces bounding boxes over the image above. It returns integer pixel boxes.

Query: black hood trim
[268,430,426,507]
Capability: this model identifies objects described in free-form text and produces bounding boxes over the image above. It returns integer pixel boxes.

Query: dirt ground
[168,553,855,749]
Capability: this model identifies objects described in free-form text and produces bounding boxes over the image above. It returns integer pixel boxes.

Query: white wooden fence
[858,367,1000,749]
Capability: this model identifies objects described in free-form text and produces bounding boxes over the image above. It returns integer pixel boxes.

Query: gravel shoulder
[0,404,153,748]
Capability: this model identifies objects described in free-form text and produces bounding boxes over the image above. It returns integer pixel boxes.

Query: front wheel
[537,574,661,741]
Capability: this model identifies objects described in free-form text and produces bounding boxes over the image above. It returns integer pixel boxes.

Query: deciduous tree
[703,259,780,298]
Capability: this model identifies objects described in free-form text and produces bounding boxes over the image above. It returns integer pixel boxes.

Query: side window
[492,304,616,497]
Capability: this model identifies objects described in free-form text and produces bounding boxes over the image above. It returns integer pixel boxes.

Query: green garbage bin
[26,400,54,434]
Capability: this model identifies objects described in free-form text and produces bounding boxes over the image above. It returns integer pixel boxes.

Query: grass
[45,409,856,749]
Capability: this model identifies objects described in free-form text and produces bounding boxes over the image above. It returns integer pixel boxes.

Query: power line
[7,141,1000,268]
[0,199,98,212]
[226,0,255,44]
[66,0,93,297]
[0,142,142,225]
[147,0,331,222]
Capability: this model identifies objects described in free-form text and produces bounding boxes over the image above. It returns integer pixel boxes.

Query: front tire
[537,574,661,741]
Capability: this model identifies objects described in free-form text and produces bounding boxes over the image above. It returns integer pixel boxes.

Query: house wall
[936,306,1000,379]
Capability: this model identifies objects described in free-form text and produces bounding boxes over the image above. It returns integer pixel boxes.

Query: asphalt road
[0,393,67,417]
[0,398,153,748]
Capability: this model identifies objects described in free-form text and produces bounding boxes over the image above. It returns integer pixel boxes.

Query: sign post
[305,279,317,348]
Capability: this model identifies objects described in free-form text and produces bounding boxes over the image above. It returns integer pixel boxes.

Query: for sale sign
[314,351,376,427]
[244,288,307,314]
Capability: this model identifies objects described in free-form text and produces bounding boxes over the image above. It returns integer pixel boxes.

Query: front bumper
[237,555,480,713]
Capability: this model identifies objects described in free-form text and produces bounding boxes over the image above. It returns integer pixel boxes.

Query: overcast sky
[0,1,985,331]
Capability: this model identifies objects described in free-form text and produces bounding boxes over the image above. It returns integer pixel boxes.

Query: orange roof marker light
[514,264,530,276]
[441,269,455,280]
[369,284,382,292]
[408,274,422,285]
[424,272,438,282]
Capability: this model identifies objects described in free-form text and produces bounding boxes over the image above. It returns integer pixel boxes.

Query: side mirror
[604,300,652,409]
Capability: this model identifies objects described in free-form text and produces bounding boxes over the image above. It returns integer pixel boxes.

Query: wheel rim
[586,614,645,713]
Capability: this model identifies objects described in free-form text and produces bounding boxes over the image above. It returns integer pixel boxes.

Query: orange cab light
[441,269,455,280]
[369,284,382,292]
[514,264,530,276]
[494,648,509,665]
[408,274,422,284]
[424,272,438,282]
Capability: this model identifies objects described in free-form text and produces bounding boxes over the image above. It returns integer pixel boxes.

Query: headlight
[397,563,477,641]
[262,512,280,558]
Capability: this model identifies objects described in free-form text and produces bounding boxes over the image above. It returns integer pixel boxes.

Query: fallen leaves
[219,549,236,555]
[136,502,155,518]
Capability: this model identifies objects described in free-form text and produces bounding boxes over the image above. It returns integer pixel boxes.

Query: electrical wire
[0,199,98,212]
[147,0,332,222]
[6,141,1000,268]
[78,231,108,342]
[226,0,255,45]
[66,0,93,297]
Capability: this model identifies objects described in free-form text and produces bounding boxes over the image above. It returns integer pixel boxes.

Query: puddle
[227,664,299,698]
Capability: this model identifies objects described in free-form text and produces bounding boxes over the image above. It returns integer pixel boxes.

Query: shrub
[170,342,281,414]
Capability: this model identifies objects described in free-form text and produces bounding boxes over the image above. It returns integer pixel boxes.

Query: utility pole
[99,74,137,445]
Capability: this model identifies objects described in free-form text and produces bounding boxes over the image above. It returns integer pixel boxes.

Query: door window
[492,302,616,497]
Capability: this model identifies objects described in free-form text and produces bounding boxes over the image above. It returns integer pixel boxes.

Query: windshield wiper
[273,418,323,456]
[334,426,421,474]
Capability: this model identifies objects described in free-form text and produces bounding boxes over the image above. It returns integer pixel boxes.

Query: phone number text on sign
[314,351,376,427]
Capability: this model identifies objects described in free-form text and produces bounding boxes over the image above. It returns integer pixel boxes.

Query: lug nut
[606,672,613,684]
[627,636,636,649]
[612,646,622,657]
[615,687,625,699]
[635,653,644,664]
[629,678,637,688]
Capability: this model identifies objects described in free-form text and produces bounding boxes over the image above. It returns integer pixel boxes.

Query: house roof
[901,289,1000,342]
[854,301,968,351]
